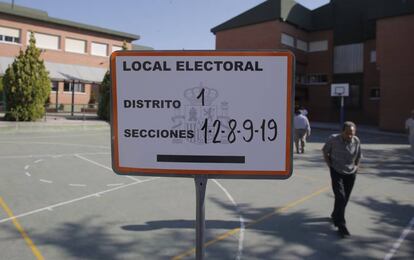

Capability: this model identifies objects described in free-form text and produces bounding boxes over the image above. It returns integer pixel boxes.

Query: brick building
[0,3,145,112]
[211,0,414,131]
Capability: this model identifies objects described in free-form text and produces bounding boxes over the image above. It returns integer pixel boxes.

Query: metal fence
[0,102,100,121]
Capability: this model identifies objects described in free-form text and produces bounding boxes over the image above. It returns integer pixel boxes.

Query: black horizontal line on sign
[157,155,245,164]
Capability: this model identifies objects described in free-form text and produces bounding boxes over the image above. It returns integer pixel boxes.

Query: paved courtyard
[0,124,412,259]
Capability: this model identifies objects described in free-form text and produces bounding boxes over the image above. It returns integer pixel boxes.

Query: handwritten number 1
[196,88,205,106]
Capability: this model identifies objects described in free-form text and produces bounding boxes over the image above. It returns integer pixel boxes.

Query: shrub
[2,32,51,121]
[98,41,128,121]
[97,71,110,121]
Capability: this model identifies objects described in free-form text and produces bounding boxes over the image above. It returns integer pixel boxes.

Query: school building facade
[211,0,414,132]
[0,2,146,112]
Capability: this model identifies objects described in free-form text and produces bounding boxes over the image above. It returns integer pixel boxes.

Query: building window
[112,45,122,53]
[296,74,305,85]
[0,26,20,44]
[296,74,328,85]
[91,42,108,56]
[64,82,85,93]
[369,87,380,100]
[281,33,294,47]
[334,43,364,73]
[307,74,328,84]
[28,32,60,50]
[65,38,86,54]
[309,40,328,52]
[51,81,59,92]
[346,85,360,108]
[370,50,376,63]
[296,39,308,52]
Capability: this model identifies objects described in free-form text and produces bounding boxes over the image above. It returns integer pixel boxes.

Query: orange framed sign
[110,50,294,179]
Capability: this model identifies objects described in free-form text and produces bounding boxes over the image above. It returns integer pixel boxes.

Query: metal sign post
[194,176,207,260]
[55,85,59,112]
[71,80,75,116]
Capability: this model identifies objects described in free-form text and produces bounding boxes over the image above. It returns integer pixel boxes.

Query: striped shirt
[322,134,362,174]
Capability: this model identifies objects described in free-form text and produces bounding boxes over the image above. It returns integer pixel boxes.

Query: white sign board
[331,83,350,97]
[110,51,294,179]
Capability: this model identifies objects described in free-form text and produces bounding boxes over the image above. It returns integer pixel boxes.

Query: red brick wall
[377,14,414,131]
[49,82,92,106]
[0,14,130,67]
[1,14,131,106]
[305,30,334,122]
[363,40,380,124]
[215,21,280,50]
[215,22,335,122]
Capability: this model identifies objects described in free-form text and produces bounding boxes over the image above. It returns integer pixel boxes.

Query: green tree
[98,41,128,121]
[0,77,4,112]
[0,77,4,101]
[0,77,3,94]
[2,32,51,121]
[97,71,111,121]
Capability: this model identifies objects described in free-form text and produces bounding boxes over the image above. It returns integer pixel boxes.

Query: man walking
[405,110,414,163]
[322,121,362,237]
[294,109,311,153]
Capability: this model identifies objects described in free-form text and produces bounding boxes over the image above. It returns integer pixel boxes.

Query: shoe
[330,217,338,227]
[330,214,338,227]
[338,225,351,237]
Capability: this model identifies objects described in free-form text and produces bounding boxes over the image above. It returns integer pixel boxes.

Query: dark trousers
[330,167,356,226]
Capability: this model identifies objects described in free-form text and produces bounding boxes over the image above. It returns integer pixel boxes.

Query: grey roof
[211,0,283,33]
[211,0,318,33]
[131,44,154,50]
[0,57,107,83]
[211,0,414,35]
[45,62,107,82]
[0,2,140,41]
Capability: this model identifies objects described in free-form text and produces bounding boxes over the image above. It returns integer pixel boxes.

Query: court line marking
[25,158,89,187]
[384,216,414,260]
[172,185,330,260]
[69,184,87,187]
[39,179,53,184]
[0,196,45,260]
[0,141,109,149]
[0,132,108,141]
[77,153,249,259]
[0,178,158,224]
[74,154,141,182]
[212,179,245,260]
[0,152,110,160]
[18,151,245,259]
[19,153,138,188]
[106,183,124,187]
